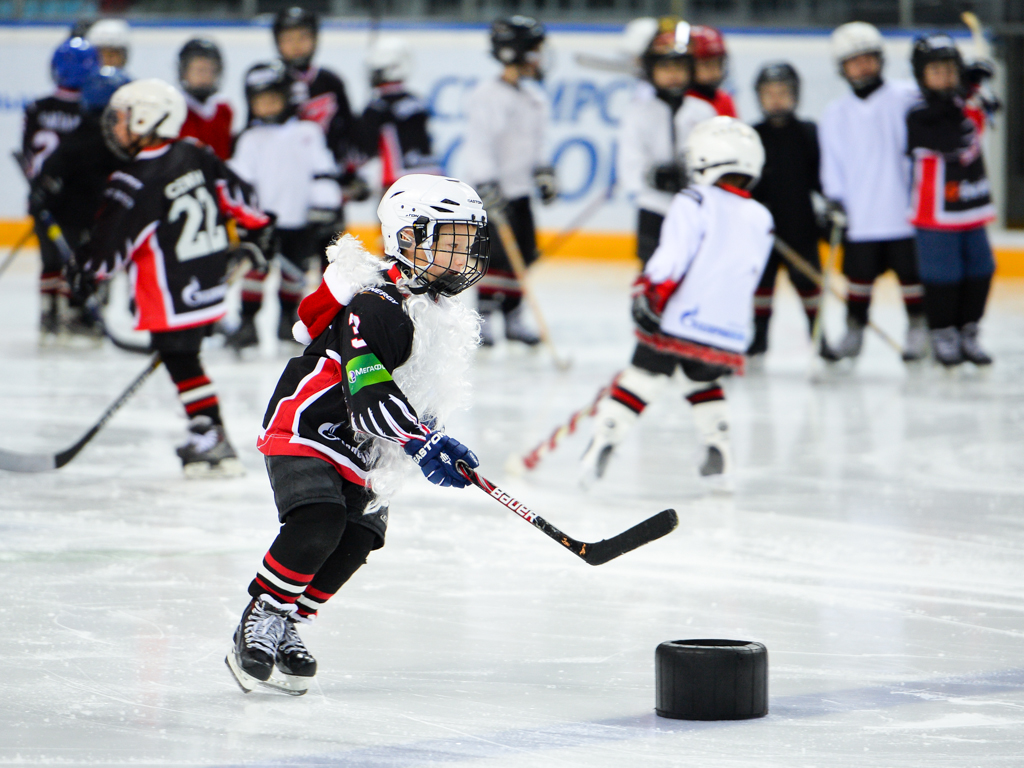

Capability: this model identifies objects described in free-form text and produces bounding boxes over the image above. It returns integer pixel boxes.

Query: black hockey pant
[478,196,537,316]
[240,227,314,321]
[843,237,925,326]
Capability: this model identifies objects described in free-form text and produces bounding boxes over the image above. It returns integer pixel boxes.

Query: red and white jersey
[229,117,340,229]
[461,77,547,200]
[819,79,920,242]
[646,184,774,353]
[618,82,718,215]
[686,87,738,118]
[179,94,234,161]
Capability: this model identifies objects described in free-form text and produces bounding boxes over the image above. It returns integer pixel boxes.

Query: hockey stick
[539,186,612,259]
[962,12,990,59]
[489,206,571,371]
[773,235,905,356]
[0,223,35,280]
[505,372,620,475]
[809,221,841,356]
[455,460,678,565]
[0,353,162,472]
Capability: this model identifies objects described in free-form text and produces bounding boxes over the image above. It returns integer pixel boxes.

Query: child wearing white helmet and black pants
[226,174,489,695]
[580,117,774,490]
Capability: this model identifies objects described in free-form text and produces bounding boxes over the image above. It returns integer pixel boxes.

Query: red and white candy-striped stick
[505,372,621,475]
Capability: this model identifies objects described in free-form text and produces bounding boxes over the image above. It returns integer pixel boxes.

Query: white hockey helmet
[366,35,413,86]
[87,19,131,55]
[377,174,489,297]
[685,116,765,187]
[108,78,187,139]
[620,17,659,58]
[831,21,884,66]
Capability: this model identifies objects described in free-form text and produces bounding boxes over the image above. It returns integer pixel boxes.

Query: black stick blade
[581,509,678,565]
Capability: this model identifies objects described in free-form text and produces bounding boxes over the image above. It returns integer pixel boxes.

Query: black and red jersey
[908,95,995,231]
[79,140,269,332]
[289,65,355,164]
[355,85,438,188]
[257,272,429,486]
[22,89,83,179]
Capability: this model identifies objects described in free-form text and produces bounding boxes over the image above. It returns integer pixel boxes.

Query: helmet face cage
[399,217,489,298]
[755,62,801,109]
[179,40,223,100]
[912,35,962,92]
[491,16,546,67]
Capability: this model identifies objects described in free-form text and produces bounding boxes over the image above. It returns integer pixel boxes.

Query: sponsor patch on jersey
[364,286,400,305]
[345,353,392,395]
[164,169,205,200]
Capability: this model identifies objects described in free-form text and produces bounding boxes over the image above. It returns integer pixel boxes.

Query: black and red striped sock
[685,385,725,406]
[162,351,222,425]
[610,383,648,415]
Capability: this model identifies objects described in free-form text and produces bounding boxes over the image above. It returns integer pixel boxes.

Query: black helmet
[491,16,546,66]
[273,6,319,69]
[178,38,223,103]
[755,61,801,105]
[911,34,962,93]
[244,61,293,124]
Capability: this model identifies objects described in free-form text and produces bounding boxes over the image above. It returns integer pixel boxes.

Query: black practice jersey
[355,86,437,187]
[290,65,356,164]
[22,91,83,179]
[258,271,429,486]
[32,114,124,234]
[79,140,270,332]
[752,117,822,252]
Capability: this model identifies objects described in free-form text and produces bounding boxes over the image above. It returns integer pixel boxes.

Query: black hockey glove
[339,170,371,203]
[647,163,687,194]
[307,206,344,246]
[533,166,558,205]
[476,181,506,212]
[963,59,995,87]
[28,175,62,219]
[819,198,847,232]
[404,431,479,489]
[65,258,97,305]
[236,212,276,269]
[630,275,665,334]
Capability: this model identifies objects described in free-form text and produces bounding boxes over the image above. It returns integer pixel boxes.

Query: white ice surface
[1,254,1024,767]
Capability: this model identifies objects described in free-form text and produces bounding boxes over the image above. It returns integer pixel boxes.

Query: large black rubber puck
[655,639,768,720]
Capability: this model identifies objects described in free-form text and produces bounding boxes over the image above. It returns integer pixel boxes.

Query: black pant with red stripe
[151,326,222,425]
[843,237,925,326]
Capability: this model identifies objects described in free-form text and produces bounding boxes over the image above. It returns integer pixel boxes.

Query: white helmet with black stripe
[685,116,765,188]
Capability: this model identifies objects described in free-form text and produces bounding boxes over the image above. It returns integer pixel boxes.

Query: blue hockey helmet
[51,36,100,90]
[81,66,132,114]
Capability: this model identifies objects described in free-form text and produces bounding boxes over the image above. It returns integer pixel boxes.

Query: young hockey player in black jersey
[76,79,273,477]
[226,174,488,695]
[22,36,98,340]
[907,35,998,367]
[748,62,823,357]
[227,61,341,350]
[355,35,439,189]
[463,16,557,346]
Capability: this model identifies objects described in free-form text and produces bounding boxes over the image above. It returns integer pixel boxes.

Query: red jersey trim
[635,329,746,374]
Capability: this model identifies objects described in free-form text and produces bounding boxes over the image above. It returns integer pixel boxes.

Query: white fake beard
[363,292,480,512]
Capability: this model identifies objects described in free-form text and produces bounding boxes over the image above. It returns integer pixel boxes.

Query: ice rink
[1,252,1023,767]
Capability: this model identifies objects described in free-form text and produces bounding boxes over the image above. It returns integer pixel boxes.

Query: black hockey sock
[901,281,926,318]
[240,267,267,318]
[162,351,222,425]
[296,524,376,620]
[922,282,961,330]
[685,384,725,406]
[845,279,872,326]
[958,276,991,327]
[248,503,348,605]
[609,383,649,415]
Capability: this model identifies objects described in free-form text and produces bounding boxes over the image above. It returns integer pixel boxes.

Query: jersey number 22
[170,187,228,262]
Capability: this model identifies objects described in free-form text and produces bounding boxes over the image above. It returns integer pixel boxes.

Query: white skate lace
[278,623,309,656]
[187,428,220,454]
[244,605,287,656]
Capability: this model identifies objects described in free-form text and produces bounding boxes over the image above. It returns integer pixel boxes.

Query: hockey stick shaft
[455,460,678,565]
[0,354,162,472]
[0,223,36,279]
[774,235,905,355]
[490,207,571,371]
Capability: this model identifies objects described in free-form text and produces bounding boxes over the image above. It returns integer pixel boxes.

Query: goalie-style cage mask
[378,175,490,298]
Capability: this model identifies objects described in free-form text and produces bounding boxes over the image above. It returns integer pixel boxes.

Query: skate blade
[260,672,312,696]
[224,652,259,693]
[183,458,246,480]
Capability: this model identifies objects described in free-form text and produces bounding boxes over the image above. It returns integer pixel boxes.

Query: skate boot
[829,317,864,360]
[690,397,733,494]
[225,595,293,693]
[504,304,541,346]
[746,316,769,357]
[479,311,496,348]
[270,618,318,695]
[62,307,104,347]
[902,315,929,362]
[579,436,617,489]
[176,416,245,478]
[225,316,258,351]
[930,327,963,367]
[959,322,992,366]
[39,295,60,346]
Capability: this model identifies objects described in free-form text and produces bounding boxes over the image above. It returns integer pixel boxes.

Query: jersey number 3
[169,187,228,262]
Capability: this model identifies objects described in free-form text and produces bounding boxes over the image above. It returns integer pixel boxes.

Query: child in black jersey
[748,62,823,357]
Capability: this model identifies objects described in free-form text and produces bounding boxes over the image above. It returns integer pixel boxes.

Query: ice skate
[578,392,645,489]
[930,327,963,368]
[225,595,293,693]
[225,316,258,352]
[176,416,245,478]
[578,436,616,489]
[277,309,302,345]
[38,297,60,347]
[60,309,105,349]
[699,443,734,494]
[266,618,317,695]
[902,315,929,362]
[504,304,541,346]
[959,322,992,366]
[827,318,864,361]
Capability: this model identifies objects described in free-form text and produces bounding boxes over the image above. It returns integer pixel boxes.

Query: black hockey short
[265,454,387,550]
[631,342,730,382]
[150,325,208,354]
[843,237,919,285]
[486,196,537,273]
[637,209,665,265]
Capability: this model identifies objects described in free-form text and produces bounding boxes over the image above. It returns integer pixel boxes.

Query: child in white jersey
[580,117,774,490]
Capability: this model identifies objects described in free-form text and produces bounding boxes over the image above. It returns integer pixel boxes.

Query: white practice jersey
[229,117,341,229]
[647,185,775,353]
[819,80,920,242]
[461,77,547,200]
[618,82,718,216]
